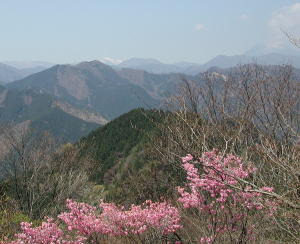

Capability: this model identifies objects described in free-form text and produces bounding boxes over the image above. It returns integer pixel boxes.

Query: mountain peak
[76,60,114,73]
[100,57,123,65]
[77,60,106,66]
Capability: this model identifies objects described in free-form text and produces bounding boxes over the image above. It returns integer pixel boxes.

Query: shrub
[177,150,277,243]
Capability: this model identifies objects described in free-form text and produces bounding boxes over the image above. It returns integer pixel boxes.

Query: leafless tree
[156,63,300,242]
[0,125,93,218]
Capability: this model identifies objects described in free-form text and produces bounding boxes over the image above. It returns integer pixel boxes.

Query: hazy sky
[1,0,300,64]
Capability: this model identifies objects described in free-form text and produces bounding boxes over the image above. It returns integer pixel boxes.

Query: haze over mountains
[2,47,300,142]
[0,59,185,142]
[110,44,300,74]
[0,62,50,85]
[3,61,54,69]
[1,45,300,84]
[116,53,300,75]
[8,61,160,120]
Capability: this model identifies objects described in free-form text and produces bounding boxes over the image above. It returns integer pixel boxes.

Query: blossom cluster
[178,150,260,209]
[58,199,181,237]
[5,200,181,243]
[4,149,277,244]
[178,149,277,243]
[7,218,85,244]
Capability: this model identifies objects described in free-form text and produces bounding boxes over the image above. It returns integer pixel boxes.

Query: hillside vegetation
[78,108,163,183]
[0,64,299,243]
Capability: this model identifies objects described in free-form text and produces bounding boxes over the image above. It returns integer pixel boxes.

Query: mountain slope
[77,108,182,204]
[117,68,185,99]
[118,58,183,74]
[8,61,159,119]
[79,108,163,182]
[0,63,49,84]
[0,63,23,83]
[0,87,102,142]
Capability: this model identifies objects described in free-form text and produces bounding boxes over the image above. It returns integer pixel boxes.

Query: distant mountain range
[3,50,300,84]
[7,57,300,122]
[116,58,197,74]
[116,53,300,75]
[3,61,54,69]
[3,49,300,142]
[0,62,51,84]
[1,59,181,142]
[7,61,161,120]
[243,43,300,57]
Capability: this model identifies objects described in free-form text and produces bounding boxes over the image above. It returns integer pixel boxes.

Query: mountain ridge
[116,53,300,75]
[0,62,50,84]
[8,61,159,119]
[0,86,106,142]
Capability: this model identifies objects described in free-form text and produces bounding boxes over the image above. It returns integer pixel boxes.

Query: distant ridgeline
[2,60,181,142]
[7,61,162,120]
[2,60,300,142]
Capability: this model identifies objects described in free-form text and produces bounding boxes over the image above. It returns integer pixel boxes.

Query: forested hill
[78,108,164,183]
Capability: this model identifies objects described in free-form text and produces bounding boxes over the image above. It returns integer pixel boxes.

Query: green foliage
[79,108,164,183]
[80,185,107,206]
[77,109,189,204]
[1,106,299,242]
[0,196,38,241]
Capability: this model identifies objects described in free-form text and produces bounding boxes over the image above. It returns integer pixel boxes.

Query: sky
[1,0,300,64]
